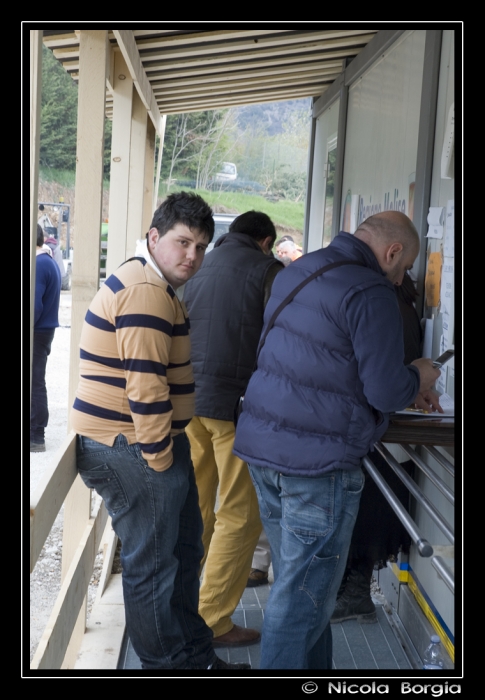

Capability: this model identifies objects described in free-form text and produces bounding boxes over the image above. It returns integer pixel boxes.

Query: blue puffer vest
[233,232,420,476]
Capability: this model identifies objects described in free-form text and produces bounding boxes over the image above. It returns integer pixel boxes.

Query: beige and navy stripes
[71,258,195,472]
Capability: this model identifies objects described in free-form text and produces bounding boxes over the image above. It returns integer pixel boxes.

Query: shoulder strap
[256,259,365,358]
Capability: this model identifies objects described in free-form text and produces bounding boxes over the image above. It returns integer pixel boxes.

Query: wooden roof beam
[111,29,164,136]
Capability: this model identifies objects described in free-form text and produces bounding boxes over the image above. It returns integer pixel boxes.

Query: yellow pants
[186,416,262,637]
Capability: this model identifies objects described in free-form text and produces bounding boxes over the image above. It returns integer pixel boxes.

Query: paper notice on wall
[422,318,434,359]
[440,258,454,316]
[442,308,452,349]
[427,207,444,238]
[444,200,455,258]
[435,333,449,394]
[425,252,442,307]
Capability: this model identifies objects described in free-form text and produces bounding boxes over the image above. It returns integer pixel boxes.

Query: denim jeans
[76,432,216,670]
[248,465,365,670]
[30,329,55,442]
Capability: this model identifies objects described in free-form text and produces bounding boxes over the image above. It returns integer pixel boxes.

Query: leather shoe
[212,624,261,648]
[208,657,251,669]
[246,568,269,588]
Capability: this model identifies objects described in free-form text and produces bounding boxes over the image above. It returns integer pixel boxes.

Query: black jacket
[184,232,283,421]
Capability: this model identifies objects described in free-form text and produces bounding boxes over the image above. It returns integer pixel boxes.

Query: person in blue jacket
[233,210,441,670]
[31,224,61,451]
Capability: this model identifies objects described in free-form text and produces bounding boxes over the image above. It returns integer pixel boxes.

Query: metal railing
[364,440,455,595]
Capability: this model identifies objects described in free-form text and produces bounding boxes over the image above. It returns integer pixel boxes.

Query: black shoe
[208,657,251,670]
[30,441,46,452]
[331,567,377,624]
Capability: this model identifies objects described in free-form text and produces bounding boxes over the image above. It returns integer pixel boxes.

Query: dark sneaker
[30,441,46,452]
[208,657,251,670]
[246,568,268,588]
[330,569,377,624]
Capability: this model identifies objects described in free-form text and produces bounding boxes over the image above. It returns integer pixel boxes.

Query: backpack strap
[256,259,365,357]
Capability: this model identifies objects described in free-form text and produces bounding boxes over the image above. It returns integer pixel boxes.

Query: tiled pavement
[118,582,415,671]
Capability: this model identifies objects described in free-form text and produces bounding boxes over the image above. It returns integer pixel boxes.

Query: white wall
[341,30,426,231]
[410,28,456,642]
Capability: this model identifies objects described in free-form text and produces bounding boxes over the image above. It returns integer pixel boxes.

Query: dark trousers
[30,329,55,443]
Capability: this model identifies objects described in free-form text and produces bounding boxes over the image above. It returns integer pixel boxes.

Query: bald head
[354,211,420,285]
[277,240,297,255]
[355,211,419,251]
[276,239,302,263]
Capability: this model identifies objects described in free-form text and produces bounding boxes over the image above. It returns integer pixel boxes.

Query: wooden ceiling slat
[153,87,327,114]
[140,32,376,65]
[135,28,375,53]
[156,79,334,103]
[151,61,343,92]
[136,29,291,49]
[152,69,340,99]
[43,28,378,114]
[141,48,363,83]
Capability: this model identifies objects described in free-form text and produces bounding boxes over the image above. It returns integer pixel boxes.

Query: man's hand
[413,390,444,414]
[411,358,441,393]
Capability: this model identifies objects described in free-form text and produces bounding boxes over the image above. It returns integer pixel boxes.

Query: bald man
[234,211,441,669]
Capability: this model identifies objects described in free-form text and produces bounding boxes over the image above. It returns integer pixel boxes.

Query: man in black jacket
[184,211,284,647]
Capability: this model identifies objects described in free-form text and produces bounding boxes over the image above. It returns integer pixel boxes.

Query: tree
[230,99,311,197]
[269,165,307,202]
[194,109,237,190]
[160,108,236,189]
[39,45,78,170]
[39,44,112,176]
[163,113,201,186]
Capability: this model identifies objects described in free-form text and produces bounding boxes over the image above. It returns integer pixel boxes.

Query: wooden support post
[106,51,133,277]
[126,88,148,257]
[30,30,42,400]
[143,118,156,233]
[63,29,108,669]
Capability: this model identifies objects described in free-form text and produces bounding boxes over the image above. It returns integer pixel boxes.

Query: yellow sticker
[425,251,442,308]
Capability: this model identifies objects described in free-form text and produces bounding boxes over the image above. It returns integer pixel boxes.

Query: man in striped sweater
[71,193,250,671]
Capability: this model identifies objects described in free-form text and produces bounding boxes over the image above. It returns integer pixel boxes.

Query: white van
[214,162,237,182]
[206,213,238,252]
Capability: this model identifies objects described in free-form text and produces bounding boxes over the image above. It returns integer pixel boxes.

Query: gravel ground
[29,292,104,663]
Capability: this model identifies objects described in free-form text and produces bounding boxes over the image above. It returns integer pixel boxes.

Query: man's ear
[147,227,159,249]
[385,242,403,264]
[262,236,274,254]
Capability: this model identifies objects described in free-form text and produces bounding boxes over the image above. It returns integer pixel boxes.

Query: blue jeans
[30,329,55,442]
[76,433,216,670]
[248,465,365,670]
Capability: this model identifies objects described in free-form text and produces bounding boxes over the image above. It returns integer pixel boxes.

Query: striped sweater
[71,257,194,472]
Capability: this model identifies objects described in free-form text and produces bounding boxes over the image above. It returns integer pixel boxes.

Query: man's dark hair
[149,191,214,242]
[228,211,277,244]
[396,271,419,304]
[36,224,45,247]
